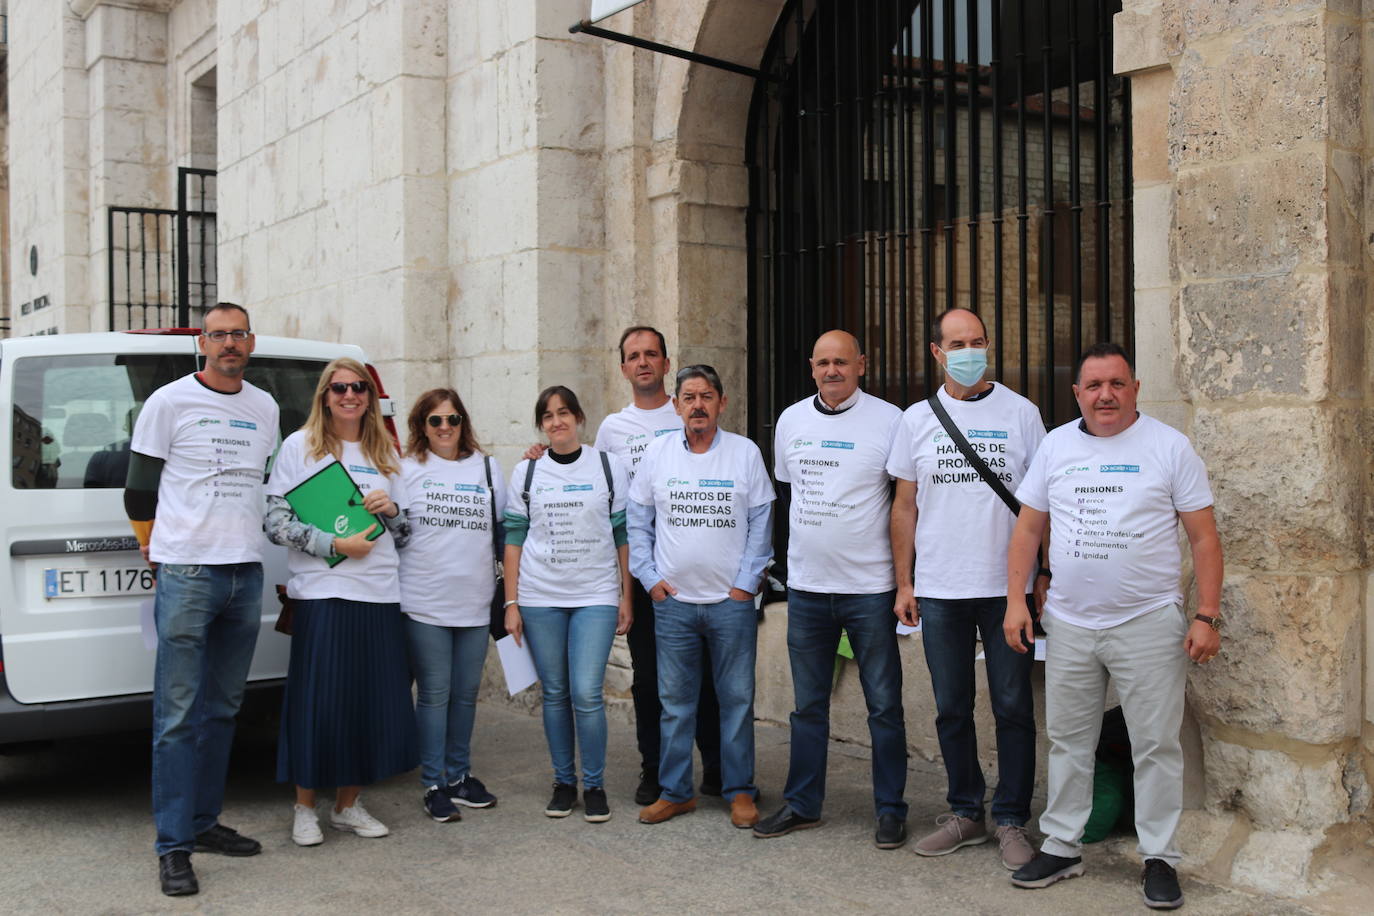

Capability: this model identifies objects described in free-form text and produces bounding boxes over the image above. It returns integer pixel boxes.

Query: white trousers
[1040,603,1188,866]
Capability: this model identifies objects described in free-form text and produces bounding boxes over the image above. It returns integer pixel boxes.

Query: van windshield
[10,354,330,489]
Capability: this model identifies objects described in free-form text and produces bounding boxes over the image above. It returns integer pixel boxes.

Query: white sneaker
[329,800,389,838]
[292,804,324,846]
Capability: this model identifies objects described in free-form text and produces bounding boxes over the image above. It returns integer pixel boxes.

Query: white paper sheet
[895,620,921,635]
[495,635,539,695]
[589,0,647,23]
[140,598,157,651]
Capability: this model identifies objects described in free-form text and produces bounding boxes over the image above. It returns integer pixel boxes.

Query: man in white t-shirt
[594,327,722,807]
[125,304,280,897]
[887,308,1046,870]
[628,364,775,830]
[752,330,909,850]
[1003,343,1222,911]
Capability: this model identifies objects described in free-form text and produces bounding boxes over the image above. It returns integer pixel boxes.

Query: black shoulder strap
[484,455,501,564]
[599,450,614,511]
[521,457,537,516]
[926,391,1021,516]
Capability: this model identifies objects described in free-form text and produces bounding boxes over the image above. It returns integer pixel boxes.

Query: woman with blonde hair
[396,387,503,822]
[265,357,418,845]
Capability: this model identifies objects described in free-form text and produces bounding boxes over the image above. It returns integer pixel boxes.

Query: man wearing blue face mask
[887,308,1047,871]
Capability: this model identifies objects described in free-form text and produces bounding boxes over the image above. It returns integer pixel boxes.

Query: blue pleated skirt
[276,597,419,789]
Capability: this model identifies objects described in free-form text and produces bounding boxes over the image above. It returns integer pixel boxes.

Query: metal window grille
[107,167,217,330]
[747,0,1132,451]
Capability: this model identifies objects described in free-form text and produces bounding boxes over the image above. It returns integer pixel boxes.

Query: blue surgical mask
[941,346,988,387]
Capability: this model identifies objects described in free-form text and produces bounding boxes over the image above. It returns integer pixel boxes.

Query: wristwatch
[1193,613,1222,632]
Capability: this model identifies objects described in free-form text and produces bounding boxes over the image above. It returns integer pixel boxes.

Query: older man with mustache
[628,364,775,830]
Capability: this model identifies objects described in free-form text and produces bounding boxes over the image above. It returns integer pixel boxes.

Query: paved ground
[0,702,1312,915]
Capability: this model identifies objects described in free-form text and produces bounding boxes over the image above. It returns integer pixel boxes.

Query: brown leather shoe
[638,797,697,824]
[730,793,759,829]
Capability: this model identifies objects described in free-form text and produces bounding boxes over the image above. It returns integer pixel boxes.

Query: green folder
[283,460,384,567]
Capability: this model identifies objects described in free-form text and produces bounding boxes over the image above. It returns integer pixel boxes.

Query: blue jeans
[654,595,757,802]
[919,596,1036,826]
[404,618,489,788]
[151,562,263,855]
[521,605,618,788]
[785,589,908,820]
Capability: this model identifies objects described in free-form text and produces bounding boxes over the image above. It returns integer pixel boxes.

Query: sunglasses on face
[328,381,370,395]
[427,414,462,428]
[204,329,250,342]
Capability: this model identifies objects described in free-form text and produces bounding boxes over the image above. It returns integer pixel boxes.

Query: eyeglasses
[426,414,462,428]
[204,329,251,342]
[328,381,370,395]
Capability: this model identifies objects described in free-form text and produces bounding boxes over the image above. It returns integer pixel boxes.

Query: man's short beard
[207,358,247,377]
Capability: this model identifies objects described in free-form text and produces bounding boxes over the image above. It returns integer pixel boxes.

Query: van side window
[9,354,326,489]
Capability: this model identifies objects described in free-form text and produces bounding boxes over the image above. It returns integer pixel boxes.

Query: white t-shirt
[594,401,682,482]
[886,384,1046,599]
[630,430,776,604]
[774,391,901,594]
[506,448,629,607]
[1015,412,1214,630]
[266,431,406,604]
[397,452,506,627]
[131,373,279,565]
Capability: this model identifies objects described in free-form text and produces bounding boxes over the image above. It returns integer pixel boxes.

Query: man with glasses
[126,303,280,896]
[629,365,774,830]
[753,330,910,849]
[595,327,722,806]
[887,307,1046,871]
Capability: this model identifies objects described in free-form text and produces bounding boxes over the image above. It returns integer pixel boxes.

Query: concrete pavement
[0,702,1312,914]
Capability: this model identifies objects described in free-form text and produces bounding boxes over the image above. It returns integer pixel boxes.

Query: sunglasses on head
[427,414,462,428]
[328,381,369,395]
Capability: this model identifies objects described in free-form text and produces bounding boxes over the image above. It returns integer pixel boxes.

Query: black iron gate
[108,167,217,330]
[748,0,1131,449]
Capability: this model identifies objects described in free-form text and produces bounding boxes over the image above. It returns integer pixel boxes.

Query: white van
[0,330,394,745]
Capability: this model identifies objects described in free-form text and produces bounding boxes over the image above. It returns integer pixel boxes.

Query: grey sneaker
[996,824,1035,870]
[913,813,989,856]
[329,800,389,838]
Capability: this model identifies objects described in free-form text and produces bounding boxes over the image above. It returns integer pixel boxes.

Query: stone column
[80,1,172,331]
[216,0,449,406]
[1118,0,1371,894]
[6,3,90,334]
[446,0,606,465]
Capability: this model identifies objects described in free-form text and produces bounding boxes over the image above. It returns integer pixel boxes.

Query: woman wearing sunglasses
[395,389,503,823]
[265,357,418,846]
[503,386,633,822]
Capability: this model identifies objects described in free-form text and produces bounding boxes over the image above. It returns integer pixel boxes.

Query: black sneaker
[584,787,611,823]
[158,850,198,897]
[446,774,498,808]
[1142,858,1184,909]
[423,786,461,823]
[545,782,578,818]
[1010,851,1085,888]
[700,769,723,797]
[752,804,821,839]
[874,813,908,850]
[635,769,661,807]
[194,823,262,856]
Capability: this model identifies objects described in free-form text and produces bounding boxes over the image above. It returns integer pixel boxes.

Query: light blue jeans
[520,605,618,788]
[403,618,490,788]
[654,595,758,802]
[151,562,262,856]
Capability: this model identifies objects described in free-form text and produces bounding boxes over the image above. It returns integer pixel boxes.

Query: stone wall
[1115,0,1373,896]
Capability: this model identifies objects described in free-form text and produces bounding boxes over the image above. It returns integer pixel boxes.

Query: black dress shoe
[159,851,199,897]
[874,813,908,849]
[634,769,661,807]
[752,804,821,838]
[194,823,263,857]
